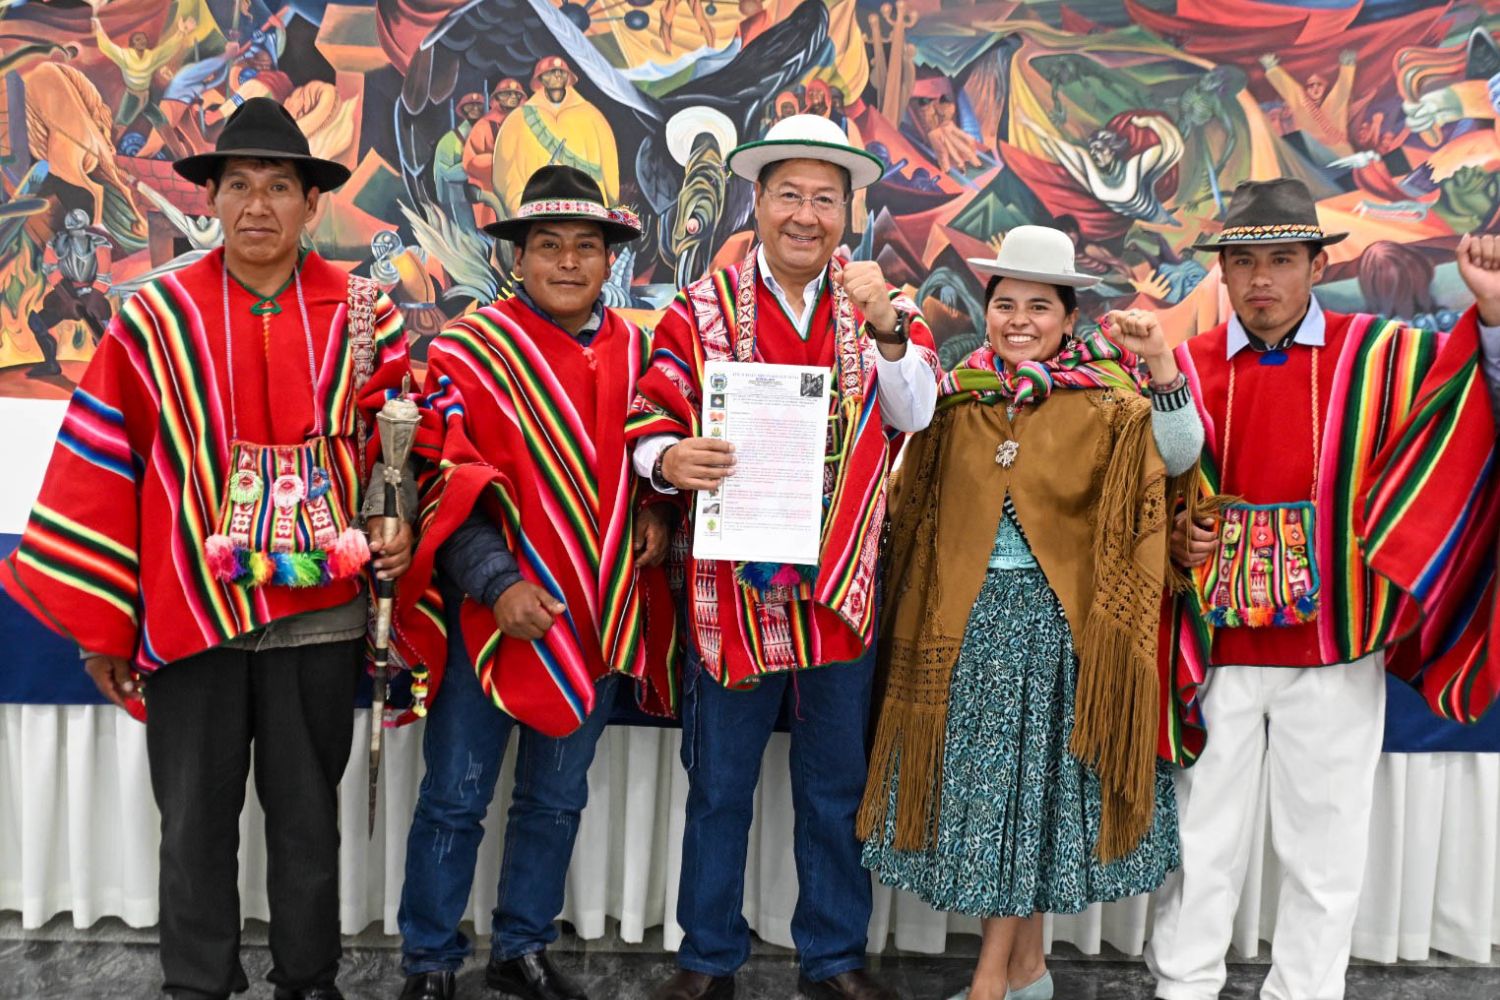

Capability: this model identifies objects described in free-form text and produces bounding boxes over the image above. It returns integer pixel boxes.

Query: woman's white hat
[727,114,885,190]
[966,225,1098,288]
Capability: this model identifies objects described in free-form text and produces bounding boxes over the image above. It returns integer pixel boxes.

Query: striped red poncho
[1165,307,1500,764]
[626,250,939,686]
[1,250,410,671]
[393,297,676,735]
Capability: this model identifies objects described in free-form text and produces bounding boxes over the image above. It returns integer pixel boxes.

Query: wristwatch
[863,311,909,346]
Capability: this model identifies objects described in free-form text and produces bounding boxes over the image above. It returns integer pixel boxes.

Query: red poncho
[2,250,410,670]
[394,297,676,735]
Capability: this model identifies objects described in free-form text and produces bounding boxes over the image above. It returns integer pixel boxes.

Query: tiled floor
[2,916,1496,999]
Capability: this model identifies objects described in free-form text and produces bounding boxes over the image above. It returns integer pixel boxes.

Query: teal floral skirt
[861,566,1180,917]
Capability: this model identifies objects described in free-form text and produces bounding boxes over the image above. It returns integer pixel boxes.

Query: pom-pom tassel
[247,551,275,587]
[410,667,430,718]
[736,560,818,596]
[327,527,371,579]
[205,535,238,582]
[271,551,328,587]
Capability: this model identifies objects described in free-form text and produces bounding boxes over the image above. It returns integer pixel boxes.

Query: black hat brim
[173,149,353,193]
[484,215,641,246]
[1192,231,1349,252]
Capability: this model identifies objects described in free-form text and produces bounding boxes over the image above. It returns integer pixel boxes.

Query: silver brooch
[996,440,1020,468]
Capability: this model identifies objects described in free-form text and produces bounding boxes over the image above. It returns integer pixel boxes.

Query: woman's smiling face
[985,277,1076,371]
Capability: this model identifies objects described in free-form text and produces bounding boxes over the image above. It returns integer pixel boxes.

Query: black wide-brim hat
[1192,178,1348,251]
[484,165,641,245]
[173,97,352,192]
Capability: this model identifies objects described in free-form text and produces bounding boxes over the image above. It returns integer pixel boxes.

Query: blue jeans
[676,641,877,982]
[397,610,616,975]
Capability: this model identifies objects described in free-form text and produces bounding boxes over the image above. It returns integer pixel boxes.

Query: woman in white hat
[856,226,1202,1000]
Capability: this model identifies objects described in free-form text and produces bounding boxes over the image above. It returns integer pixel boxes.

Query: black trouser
[144,639,362,999]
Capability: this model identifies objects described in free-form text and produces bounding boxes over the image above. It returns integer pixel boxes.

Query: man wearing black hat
[390,165,676,1000]
[1,98,416,999]
[1146,178,1500,1000]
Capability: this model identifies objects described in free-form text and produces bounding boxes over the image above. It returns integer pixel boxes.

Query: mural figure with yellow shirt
[1260,49,1359,162]
[494,56,620,218]
[93,13,197,139]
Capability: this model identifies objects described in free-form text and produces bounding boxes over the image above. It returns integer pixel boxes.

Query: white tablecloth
[2,705,1496,963]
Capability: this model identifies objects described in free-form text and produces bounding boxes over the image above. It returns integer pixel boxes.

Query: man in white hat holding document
[628,114,941,1000]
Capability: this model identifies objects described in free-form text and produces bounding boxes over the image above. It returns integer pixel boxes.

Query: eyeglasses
[767,190,848,218]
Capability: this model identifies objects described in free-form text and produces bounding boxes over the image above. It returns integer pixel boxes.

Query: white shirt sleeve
[873,346,939,433]
[632,433,683,494]
[1478,321,1500,428]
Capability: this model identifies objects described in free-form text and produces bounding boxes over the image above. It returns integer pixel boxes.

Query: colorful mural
[0,0,1496,396]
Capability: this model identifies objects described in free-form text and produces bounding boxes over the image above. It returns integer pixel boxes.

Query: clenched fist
[1457,232,1500,327]
[835,260,898,332]
[1101,308,1178,384]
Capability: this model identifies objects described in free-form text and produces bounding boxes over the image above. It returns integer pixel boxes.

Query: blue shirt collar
[1226,294,1325,359]
[514,284,604,339]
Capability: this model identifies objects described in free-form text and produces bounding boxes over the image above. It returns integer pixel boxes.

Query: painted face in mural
[208,157,319,277]
[1304,73,1328,105]
[1220,243,1327,344]
[495,88,524,112]
[830,88,844,116]
[806,90,828,116]
[541,68,570,99]
[754,159,848,288]
[514,221,609,330]
[130,32,150,56]
[985,277,1076,372]
[1087,129,1126,172]
[461,100,484,122]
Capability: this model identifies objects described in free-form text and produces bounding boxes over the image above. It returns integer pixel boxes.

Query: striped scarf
[937,330,1144,409]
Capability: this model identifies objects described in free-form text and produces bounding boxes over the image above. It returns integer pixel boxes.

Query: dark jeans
[145,638,362,1000]
[397,615,617,975]
[675,641,877,981]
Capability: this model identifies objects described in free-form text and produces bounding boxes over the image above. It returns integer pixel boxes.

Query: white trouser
[1146,654,1386,1000]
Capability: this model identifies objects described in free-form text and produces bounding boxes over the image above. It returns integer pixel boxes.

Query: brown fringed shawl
[857,385,1176,863]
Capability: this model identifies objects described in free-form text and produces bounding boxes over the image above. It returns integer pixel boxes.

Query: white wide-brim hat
[966,225,1097,289]
[727,114,885,191]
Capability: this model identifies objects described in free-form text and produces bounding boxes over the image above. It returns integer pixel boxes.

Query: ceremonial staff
[369,387,420,836]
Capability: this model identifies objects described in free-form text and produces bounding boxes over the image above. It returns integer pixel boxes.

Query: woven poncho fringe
[857,387,1175,863]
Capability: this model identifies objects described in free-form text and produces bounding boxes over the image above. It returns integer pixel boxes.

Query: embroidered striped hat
[483,165,641,245]
[1191,178,1347,251]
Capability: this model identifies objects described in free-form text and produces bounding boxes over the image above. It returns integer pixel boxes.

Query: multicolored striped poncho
[392,297,676,736]
[626,250,939,686]
[1165,307,1500,765]
[1,250,410,671]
